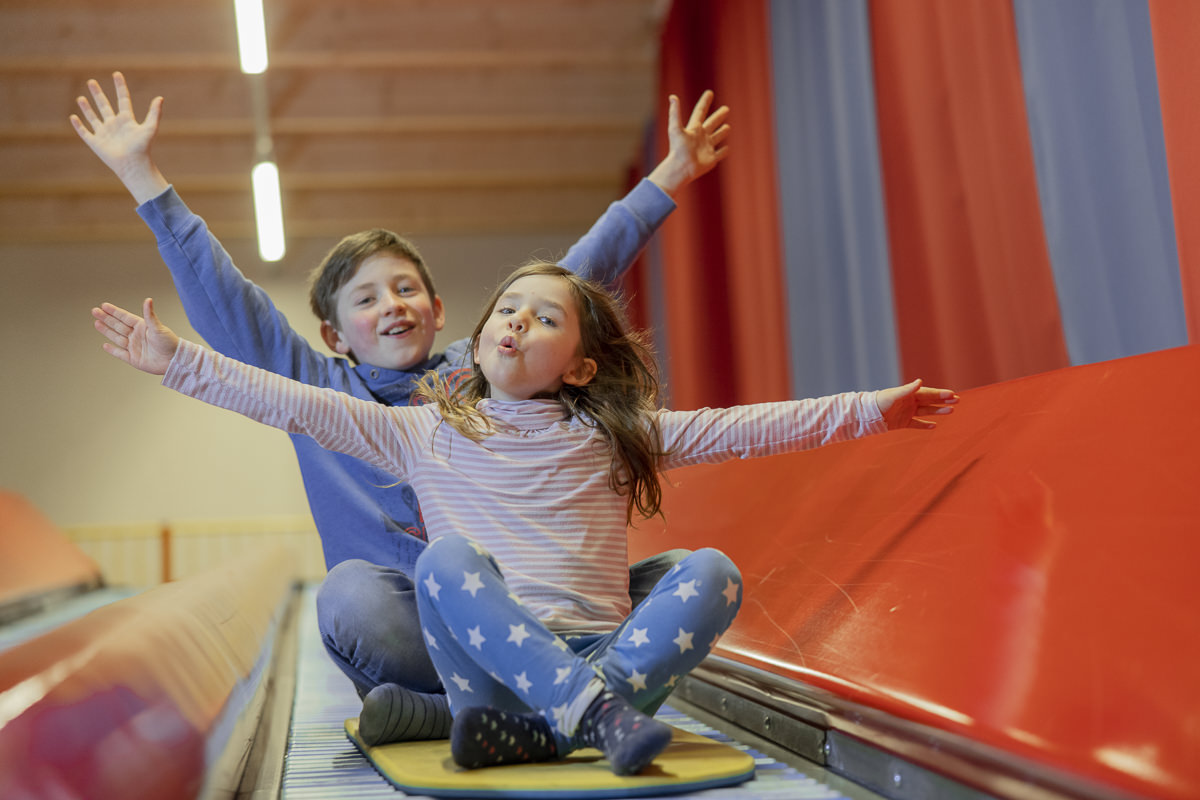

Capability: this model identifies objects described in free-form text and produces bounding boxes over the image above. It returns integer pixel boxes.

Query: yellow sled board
[344,718,756,798]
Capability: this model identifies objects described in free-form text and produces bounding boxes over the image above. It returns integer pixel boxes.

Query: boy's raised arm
[72,73,331,382]
[70,72,169,205]
[561,90,730,289]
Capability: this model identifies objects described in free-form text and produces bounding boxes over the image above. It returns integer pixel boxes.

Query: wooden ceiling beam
[0,212,609,244]
[2,169,622,196]
[0,50,653,75]
[0,115,642,141]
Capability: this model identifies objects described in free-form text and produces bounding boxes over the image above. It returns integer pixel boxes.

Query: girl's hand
[876,379,958,430]
[92,298,180,376]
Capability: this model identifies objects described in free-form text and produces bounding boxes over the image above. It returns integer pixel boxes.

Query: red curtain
[868,0,1069,389]
[653,0,791,410]
[1148,0,1200,345]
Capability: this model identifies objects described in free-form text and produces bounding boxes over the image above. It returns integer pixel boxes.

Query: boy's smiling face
[321,252,445,371]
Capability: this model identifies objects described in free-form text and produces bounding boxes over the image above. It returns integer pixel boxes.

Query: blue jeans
[316,546,694,697]
[413,535,741,752]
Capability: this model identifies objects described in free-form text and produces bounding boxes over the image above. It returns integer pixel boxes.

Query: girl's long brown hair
[416,262,667,521]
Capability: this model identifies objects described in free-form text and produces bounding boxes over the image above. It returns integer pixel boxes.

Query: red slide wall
[630,345,1200,799]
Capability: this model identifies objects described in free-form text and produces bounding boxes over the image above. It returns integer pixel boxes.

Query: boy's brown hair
[307,229,438,327]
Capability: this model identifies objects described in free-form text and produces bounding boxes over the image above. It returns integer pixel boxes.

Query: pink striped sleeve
[656,391,886,470]
[163,339,425,478]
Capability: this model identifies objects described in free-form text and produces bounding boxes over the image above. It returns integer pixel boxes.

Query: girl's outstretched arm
[875,379,958,430]
[92,298,180,375]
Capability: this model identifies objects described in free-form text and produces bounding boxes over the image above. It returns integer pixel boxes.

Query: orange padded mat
[0,538,296,799]
[629,345,1200,800]
[0,491,100,610]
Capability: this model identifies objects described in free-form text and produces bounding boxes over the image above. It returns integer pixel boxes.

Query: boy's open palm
[70,72,165,196]
[875,379,958,430]
[668,90,731,183]
[648,90,731,195]
[92,298,179,376]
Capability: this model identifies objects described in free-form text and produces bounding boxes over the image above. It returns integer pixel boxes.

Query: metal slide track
[279,585,873,800]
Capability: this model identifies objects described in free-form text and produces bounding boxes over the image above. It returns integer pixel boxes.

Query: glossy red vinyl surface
[629,346,1200,799]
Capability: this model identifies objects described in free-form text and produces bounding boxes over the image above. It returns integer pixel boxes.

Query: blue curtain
[1013,0,1187,364]
[769,0,900,397]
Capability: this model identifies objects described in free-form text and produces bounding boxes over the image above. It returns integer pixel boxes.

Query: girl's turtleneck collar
[476,398,569,432]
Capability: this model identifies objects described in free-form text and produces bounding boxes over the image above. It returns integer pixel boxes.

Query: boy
[71,72,730,743]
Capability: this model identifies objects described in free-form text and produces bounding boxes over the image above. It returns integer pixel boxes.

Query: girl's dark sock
[579,690,673,775]
[450,707,558,768]
[358,683,452,746]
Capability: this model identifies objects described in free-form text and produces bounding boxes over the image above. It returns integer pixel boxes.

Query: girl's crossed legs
[413,534,741,773]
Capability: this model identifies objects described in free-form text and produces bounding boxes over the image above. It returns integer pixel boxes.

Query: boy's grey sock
[357,683,452,746]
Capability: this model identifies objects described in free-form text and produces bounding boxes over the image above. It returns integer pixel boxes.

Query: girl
[92,263,956,775]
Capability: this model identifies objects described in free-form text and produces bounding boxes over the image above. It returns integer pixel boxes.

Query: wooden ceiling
[0,0,666,248]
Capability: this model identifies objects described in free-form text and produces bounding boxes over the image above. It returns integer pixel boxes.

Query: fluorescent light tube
[234,0,269,74]
[252,161,286,261]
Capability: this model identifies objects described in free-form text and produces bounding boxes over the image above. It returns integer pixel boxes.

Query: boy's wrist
[115,158,170,205]
[647,156,691,198]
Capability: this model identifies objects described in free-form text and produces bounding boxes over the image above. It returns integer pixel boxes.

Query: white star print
[665,674,679,688]
[423,627,439,650]
[467,625,486,649]
[626,669,648,692]
[461,571,484,597]
[722,577,740,606]
[450,673,472,693]
[673,579,699,602]
[552,637,570,651]
[423,573,441,600]
[514,672,533,693]
[554,666,572,685]
[507,623,531,647]
[673,628,694,653]
[628,627,650,647]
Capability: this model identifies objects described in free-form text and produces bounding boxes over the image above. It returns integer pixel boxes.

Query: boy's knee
[316,558,373,616]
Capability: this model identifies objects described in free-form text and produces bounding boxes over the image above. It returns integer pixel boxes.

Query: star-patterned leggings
[414,534,742,754]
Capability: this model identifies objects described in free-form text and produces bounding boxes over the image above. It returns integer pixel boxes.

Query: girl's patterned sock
[357,683,452,746]
[450,707,558,768]
[579,690,673,775]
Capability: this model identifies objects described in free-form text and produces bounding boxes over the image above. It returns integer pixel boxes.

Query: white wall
[0,226,577,529]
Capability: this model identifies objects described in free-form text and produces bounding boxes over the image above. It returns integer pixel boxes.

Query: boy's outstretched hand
[70,71,169,204]
[875,379,958,430]
[648,90,731,196]
[92,298,180,376]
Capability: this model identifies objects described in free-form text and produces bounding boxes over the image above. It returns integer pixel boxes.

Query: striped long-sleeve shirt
[164,340,888,633]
